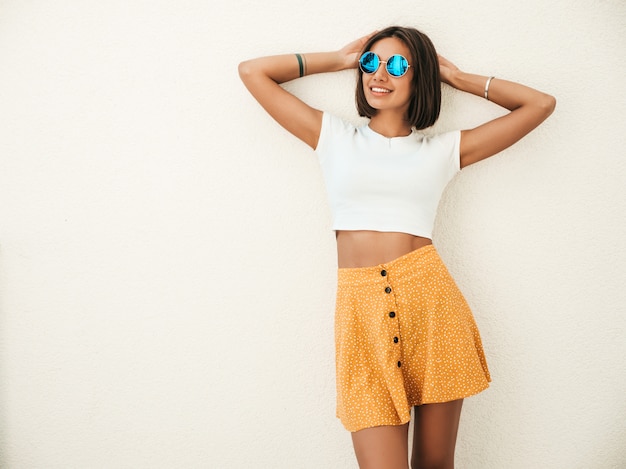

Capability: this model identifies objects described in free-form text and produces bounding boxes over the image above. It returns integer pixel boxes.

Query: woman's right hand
[338,31,378,70]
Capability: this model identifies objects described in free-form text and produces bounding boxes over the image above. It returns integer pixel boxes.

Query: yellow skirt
[335,244,491,432]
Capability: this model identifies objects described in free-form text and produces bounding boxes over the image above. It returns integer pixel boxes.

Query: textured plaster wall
[0,0,625,468]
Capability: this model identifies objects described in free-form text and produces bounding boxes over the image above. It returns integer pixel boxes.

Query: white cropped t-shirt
[315,112,461,238]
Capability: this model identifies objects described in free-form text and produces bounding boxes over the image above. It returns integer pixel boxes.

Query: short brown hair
[355,26,441,130]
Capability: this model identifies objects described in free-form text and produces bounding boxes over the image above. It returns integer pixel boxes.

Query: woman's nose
[372,64,387,80]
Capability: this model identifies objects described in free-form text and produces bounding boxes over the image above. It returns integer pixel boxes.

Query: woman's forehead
[369,37,409,56]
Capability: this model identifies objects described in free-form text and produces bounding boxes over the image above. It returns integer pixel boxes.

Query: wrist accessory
[358,52,411,77]
[484,76,495,100]
[296,53,305,77]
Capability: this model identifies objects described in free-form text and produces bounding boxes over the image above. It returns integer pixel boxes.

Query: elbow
[541,93,557,117]
[238,59,265,87]
[238,60,252,81]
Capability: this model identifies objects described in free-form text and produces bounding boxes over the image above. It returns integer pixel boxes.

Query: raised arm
[238,35,372,149]
[438,56,556,169]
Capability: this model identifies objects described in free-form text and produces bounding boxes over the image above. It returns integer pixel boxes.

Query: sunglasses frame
[358,52,411,78]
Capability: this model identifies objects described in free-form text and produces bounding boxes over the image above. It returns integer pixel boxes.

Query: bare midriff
[336,230,433,268]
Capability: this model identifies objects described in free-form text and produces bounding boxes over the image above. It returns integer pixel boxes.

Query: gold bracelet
[484,76,495,100]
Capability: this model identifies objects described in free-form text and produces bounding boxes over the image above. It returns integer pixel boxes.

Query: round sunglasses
[358,52,411,77]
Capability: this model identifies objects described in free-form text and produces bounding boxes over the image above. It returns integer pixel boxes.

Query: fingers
[354,31,376,48]
[349,30,377,51]
[341,31,376,58]
[362,30,378,42]
[340,30,378,68]
[438,54,459,72]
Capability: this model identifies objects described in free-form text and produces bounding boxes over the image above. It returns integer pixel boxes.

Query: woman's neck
[368,113,412,138]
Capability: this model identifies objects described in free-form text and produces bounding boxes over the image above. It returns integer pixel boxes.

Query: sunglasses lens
[387,55,408,77]
[359,52,379,74]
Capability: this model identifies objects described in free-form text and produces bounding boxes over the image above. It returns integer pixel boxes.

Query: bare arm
[238,35,373,149]
[438,56,556,169]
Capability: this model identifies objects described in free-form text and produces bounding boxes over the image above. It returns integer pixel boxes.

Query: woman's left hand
[439,56,556,170]
[438,55,460,86]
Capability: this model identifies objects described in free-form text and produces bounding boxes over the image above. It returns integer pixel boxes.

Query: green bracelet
[295,53,304,77]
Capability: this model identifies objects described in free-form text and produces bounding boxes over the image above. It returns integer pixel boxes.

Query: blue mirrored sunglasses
[358,52,411,77]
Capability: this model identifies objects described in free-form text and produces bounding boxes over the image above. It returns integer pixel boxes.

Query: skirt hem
[338,381,491,433]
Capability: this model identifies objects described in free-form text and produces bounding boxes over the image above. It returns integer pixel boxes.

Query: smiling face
[361,37,414,118]
[355,26,441,130]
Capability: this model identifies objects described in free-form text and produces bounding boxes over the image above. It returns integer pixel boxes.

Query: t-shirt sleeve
[314,112,351,163]
[438,129,462,181]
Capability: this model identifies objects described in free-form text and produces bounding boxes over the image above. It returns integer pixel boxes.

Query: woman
[239,26,555,469]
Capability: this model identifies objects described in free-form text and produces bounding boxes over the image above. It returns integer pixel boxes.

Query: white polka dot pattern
[335,245,491,432]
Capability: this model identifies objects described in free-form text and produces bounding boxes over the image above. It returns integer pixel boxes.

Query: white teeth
[371,87,391,93]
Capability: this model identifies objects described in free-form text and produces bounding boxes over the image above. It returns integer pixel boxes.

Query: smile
[371,87,391,94]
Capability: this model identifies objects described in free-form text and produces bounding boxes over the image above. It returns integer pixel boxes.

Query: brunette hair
[355,26,441,130]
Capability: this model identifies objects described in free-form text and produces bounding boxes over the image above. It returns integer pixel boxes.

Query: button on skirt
[335,244,491,432]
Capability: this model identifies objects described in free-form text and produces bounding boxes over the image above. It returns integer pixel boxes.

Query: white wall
[1,0,625,467]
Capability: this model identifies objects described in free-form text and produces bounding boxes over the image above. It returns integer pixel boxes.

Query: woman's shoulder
[321,111,360,134]
[316,112,362,153]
